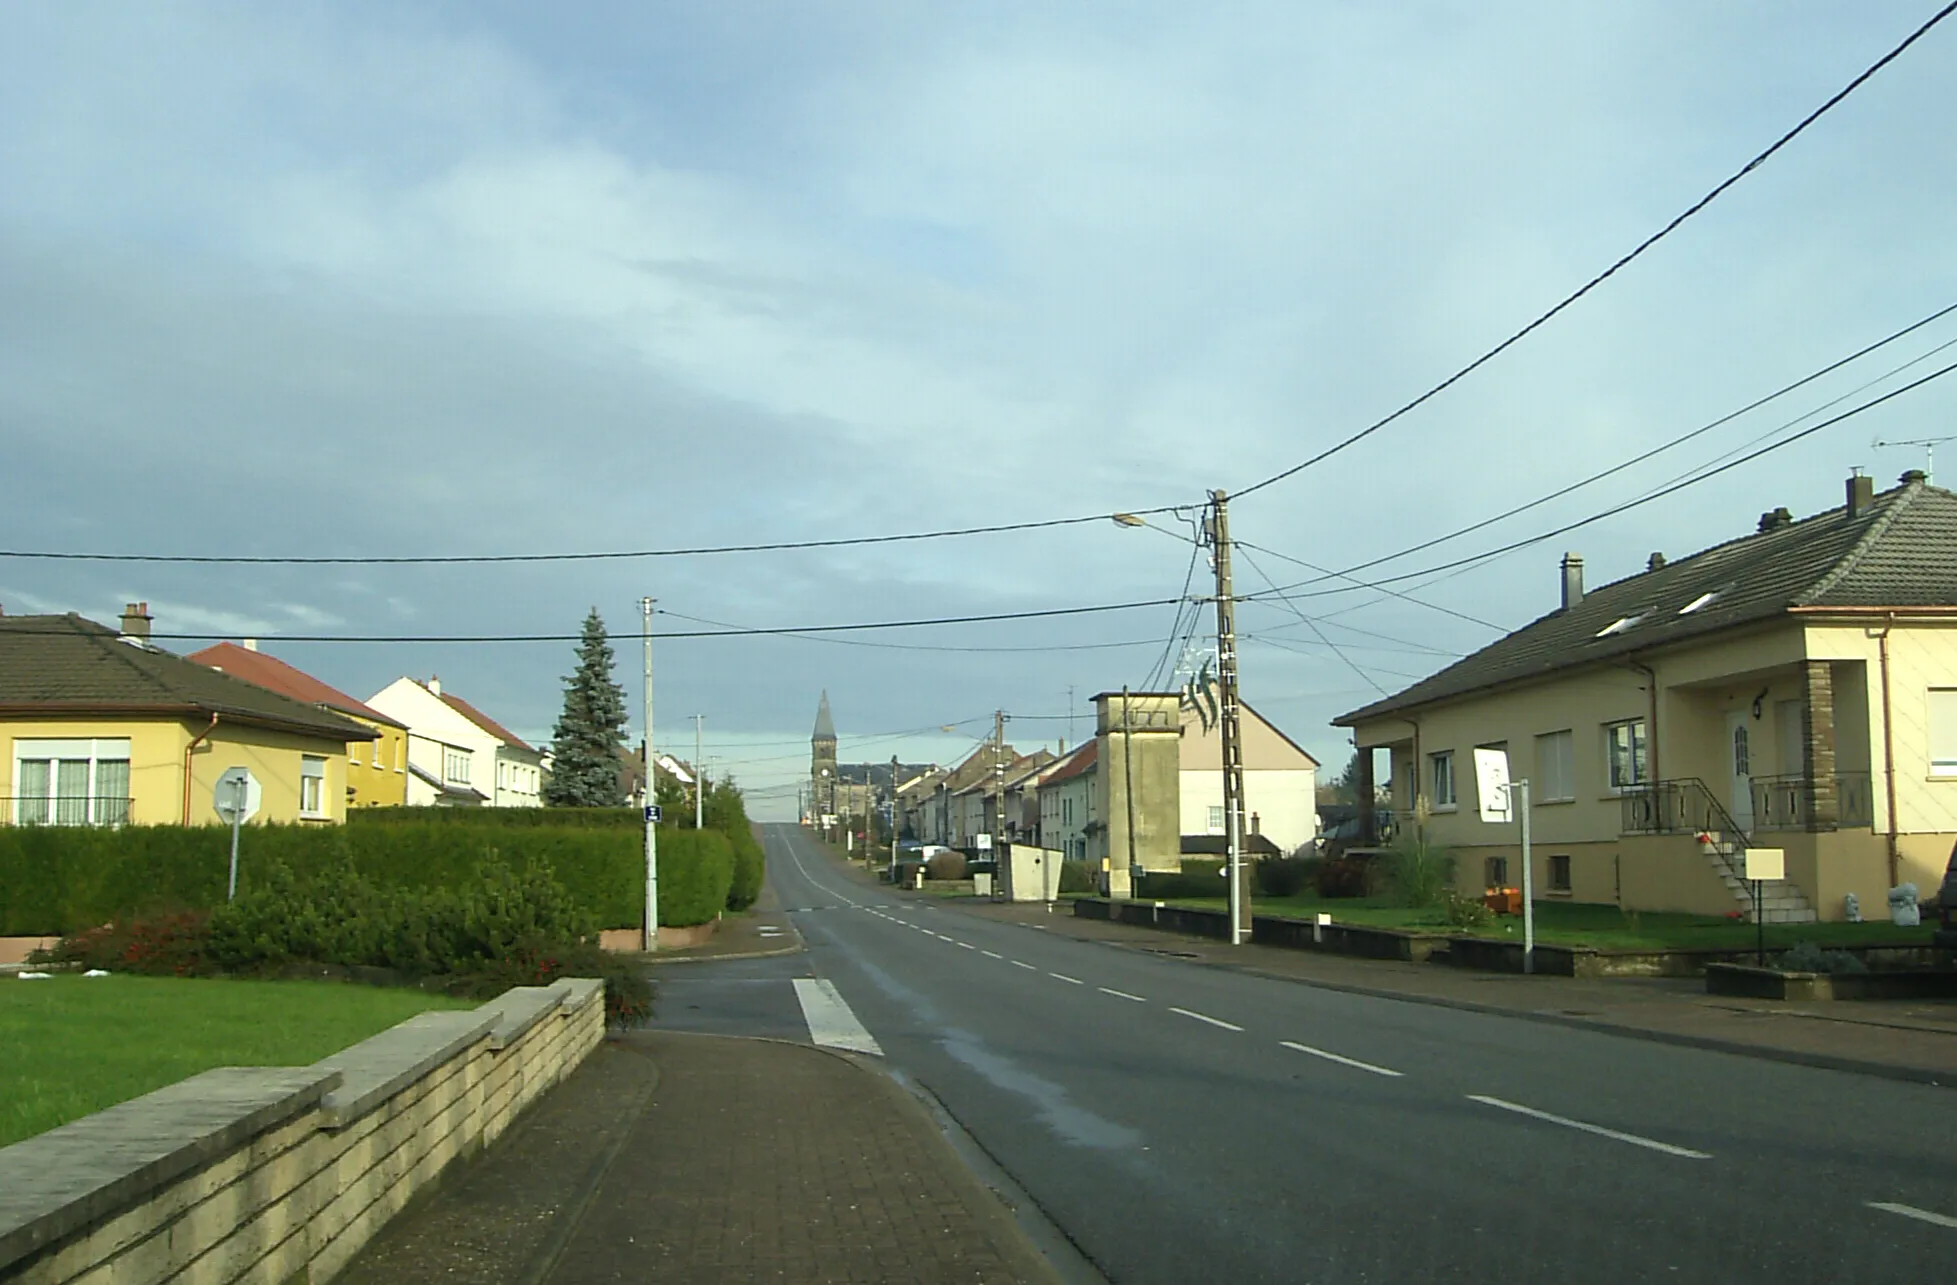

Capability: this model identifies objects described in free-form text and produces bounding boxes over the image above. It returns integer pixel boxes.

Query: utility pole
[1121,685,1137,899]
[993,709,1008,850]
[641,597,659,953]
[1206,491,1249,946]
[889,754,901,875]
[693,714,705,829]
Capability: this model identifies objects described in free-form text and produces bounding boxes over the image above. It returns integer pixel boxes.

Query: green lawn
[1162,894,1939,952]
[0,975,476,1148]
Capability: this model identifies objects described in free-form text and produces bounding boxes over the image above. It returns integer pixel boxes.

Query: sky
[4,2,1956,819]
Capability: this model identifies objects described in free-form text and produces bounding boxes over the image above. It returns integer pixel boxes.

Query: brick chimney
[1560,554,1584,611]
[119,602,152,641]
[1846,471,1875,520]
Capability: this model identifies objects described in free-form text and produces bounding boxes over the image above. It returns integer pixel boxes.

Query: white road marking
[982,950,1003,959]
[793,978,883,1057]
[958,942,977,950]
[1871,1201,1957,1230]
[1169,1007,1243,1032]
[1098,987,1146,1003]
[1279,1040,1402,1078]
[1012,960,1037,970]
[1466,1095,1710,1159]
[1050,973,1084,985]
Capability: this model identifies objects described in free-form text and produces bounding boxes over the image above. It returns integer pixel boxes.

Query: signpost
[212,767,261,902]
[1473,748,1533,974]
[1744,847,1785,964]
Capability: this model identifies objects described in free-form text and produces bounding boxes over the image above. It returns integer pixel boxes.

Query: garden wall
[0,977,605,1285]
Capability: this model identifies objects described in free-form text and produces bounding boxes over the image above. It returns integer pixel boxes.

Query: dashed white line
[982,950,1003,959]
[1049,972,1084,985]
[1169,1007,1243,1032]
[1871,1201,1957,1230]
[1098,987,1146,1002]
[1012,960,1037,970]
[1466,1095,1710,1159]
[1279,1040,1402,1078]
[957,942,977,950]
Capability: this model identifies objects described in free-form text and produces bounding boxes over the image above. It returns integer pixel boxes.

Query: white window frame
[1207,804,1226,833]
[300,755,327,818]
[1930,689,1957,777]
[1429,750,1456,809]
[1535,729,1575,803]
[11,738,132,826]
[1605,719,1648,791]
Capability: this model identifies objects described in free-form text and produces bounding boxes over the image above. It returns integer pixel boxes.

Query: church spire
[813,690,837,742]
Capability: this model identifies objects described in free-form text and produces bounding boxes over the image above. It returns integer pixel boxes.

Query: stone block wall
[0,977,606,1284]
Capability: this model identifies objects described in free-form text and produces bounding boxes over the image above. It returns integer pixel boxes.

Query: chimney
[243,637,259,652]
[1846,471,1875,520]
[119,602,152,641]
[1560,554,1584,611]
[1901,468,1928,485]
[1757,507,1793,533]
[429,675,442,696]
[1647,552,1666,572]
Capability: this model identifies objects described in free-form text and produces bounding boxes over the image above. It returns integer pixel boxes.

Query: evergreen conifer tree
[544,609,629,806]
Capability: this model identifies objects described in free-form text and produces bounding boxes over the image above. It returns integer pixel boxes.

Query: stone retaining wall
[0,977,606,1285]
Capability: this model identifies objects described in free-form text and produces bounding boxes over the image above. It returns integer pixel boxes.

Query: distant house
[1336,471,1957,924]
[1178,690,1319,857]
[366,677,540,808]
[188,641,409,808]
[1,606,373,826]
[1036,740,1097,862]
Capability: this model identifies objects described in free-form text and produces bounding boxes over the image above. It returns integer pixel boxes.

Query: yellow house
[1336,472,1957,924]
[1,606,375,826]
[188,641,408,808]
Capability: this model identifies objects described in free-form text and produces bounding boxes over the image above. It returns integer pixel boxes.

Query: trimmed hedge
[0,821,732,934]
[349,806,642,829]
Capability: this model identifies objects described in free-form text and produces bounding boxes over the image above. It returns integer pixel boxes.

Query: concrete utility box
[999,844,1064,902]
[1095,690,1183,900]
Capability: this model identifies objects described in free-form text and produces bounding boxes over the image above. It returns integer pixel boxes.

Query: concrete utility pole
[1206,491,1249,946]
[641,597,660,953]
[693,714,705,830]
[993,708,1008,847]
[1121,685,1137,895]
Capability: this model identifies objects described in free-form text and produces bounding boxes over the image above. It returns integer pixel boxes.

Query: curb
[643,939,805,967]
[967,908,1957,1091]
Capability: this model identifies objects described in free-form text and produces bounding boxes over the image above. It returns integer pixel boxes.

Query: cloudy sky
[4,2,1955,817]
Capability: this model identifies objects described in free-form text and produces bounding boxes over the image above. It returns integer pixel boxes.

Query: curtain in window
[95,759,131,825]
[17,759,50,825]
[54,760,89,825]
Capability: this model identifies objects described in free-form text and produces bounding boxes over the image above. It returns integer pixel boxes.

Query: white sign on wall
[1472,748,1512,824]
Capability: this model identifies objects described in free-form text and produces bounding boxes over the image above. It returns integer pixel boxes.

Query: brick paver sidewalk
[337,1032,1057,1285]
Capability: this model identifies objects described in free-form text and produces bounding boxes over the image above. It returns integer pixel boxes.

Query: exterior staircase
[1698,836,1816,925]
[1622,778,1817,925]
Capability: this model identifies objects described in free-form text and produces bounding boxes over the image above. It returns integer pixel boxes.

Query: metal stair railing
[1620,777,1755,882]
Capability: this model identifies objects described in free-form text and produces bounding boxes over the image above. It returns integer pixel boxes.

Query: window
[1207,805,1225,833]
[1484,856,1509,888]
[1596,614,1647,637]
[300,756,326,817]
[1535,730,1574,802]
[1679,591,1720,615]
[1605,720,1648,790]
[349,740,361,767]
[1932,690,1957,776]
[1429,751,1456,808]
[1549,854,1572,892]
[445,749,470,785]
[12,738,131,826]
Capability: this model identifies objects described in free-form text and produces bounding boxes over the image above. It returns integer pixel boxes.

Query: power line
[1237,546,1390,696]
[1232,3,1957,502]
[0,507,1184,567]
[655,608,1166,654]
[1234,541,1509,631]
[1246,355,1957,598]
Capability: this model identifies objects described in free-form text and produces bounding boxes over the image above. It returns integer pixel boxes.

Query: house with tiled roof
[1178,689,1320,858]
[0,605,374,826]
[365,676,539,807]
[188,641,409,808]
[1335,471,1957,924]
[1036,740,1097,862]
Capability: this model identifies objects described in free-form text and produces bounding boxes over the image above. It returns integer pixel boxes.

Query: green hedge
[349,806,642,828]
[0,821,731,934]
[1134,859,1229,901]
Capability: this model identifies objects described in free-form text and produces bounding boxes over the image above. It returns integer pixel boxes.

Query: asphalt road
[648,824,1957,1284]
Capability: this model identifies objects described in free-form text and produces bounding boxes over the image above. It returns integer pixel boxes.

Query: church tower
[811,690,839,818]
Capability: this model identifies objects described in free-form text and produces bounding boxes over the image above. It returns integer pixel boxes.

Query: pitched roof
[1336,475,1957,725]
[1037,739,1098,788]
[438,691,537,754]
[187,642,405,728]
[0,614,375,741]
[813,690,836,741]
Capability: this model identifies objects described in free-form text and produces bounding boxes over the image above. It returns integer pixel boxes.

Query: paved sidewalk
[622,879,806,967]
[337,1030,1057,1285]
[915,893,1957,1086]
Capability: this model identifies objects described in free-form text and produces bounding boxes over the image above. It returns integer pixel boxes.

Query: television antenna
[1871,434,1957,484]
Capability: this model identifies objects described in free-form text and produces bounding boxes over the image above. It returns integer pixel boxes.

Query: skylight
[1678,591,1720,615]
[1596,614,1646,637]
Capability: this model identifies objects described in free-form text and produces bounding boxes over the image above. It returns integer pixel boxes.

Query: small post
[1518,777,1534,974]
[226,776,246,901]
[693,713,705,830]
[642,596,659,953]
[1755,880,1765,965]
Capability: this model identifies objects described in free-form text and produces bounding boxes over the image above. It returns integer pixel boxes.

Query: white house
[1179,695,1319,856]
[1036,740,1098,863]
[366,676,542,808]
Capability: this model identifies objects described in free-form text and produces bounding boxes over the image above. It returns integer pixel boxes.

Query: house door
[1724,710,1755,834]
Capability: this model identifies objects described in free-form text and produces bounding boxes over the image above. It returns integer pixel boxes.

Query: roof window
[1596,614,1647,637]
[1678,591,1720,615]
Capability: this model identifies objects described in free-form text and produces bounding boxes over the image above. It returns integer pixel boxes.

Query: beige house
[1036,740,1097,862]
[1336,472,1957,924]
[1179,692,1320,856]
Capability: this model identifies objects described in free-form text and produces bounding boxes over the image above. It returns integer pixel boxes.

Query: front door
[1725,710,1755,834]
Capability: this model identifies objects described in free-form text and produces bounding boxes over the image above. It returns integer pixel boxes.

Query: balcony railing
[1620,778,1748,845]
[2,795,133,827]
[1749,772,1874,831]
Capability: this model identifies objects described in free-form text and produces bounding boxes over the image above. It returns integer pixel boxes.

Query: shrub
[652,829,735,927]
[1383,834,1454,909]
[1135,860,1227,901]
[1257,857,1316,899]
[1316,856,1373,899]
[1442,891,1494,929]
[724,827,765,912]
[927,850,968,881]
[349,807,642,828]
[1777,940,1868,975]
[36,911,214,977]
[1058,860,1092,894]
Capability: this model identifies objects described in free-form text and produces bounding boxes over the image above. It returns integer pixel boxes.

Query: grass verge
[1157,894,1938,952]
[0,974,475,1148]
